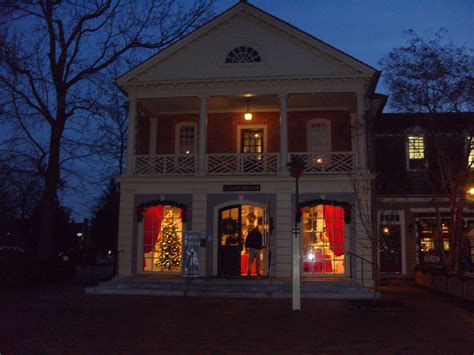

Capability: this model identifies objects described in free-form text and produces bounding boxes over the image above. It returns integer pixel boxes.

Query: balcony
[133,152,356,176]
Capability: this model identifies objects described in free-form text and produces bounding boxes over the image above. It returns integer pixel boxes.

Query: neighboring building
[112,1,385,293]
[375,112,474,277]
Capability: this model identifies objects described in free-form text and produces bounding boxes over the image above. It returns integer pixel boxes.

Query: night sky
[218,0,472,86]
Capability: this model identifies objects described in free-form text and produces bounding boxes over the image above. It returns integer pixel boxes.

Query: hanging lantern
[244,99,253,121]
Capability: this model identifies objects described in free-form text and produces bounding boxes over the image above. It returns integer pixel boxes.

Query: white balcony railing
[206,153,280,175]
[134,154,197,175]
[133,152,356,176]
[290,152,356,174]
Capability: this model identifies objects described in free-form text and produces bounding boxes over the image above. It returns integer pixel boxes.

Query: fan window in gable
[307,120,331,152]
[225,46,261,63]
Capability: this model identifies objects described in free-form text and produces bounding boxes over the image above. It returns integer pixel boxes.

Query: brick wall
[138,110,352,154]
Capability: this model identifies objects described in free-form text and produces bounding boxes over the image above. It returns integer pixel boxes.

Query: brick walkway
[1,281,473,353]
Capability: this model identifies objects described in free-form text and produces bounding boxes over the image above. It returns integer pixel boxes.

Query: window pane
[408,136,425,159]
[179,124,195,154]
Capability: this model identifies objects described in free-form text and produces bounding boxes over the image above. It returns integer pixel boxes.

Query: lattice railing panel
[206,153,279,175]
[134,155,197,175]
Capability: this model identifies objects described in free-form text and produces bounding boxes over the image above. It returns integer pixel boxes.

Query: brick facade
[138,110,352,154]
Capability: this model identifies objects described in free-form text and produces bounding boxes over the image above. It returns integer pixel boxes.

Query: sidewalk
[1,281,473,353]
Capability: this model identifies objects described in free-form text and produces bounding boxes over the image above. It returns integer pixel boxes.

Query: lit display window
[143,205,183,272]
[302,205,345,275]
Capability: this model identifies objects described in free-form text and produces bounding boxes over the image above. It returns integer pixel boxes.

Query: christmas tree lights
[155,208,182,271]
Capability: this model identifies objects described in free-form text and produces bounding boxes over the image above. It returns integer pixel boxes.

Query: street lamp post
[287,154,305,311]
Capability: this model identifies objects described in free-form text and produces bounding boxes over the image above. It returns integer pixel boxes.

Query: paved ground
[1,281,473,354]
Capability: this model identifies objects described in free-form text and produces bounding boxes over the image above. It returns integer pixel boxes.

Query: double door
[218,204,268,276]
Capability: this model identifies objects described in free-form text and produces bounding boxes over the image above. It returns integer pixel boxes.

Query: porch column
[198,96,208,174]
[148,117,158,155]
[279,93,288,174]
[126,99,137,176]
[356,92,368,171]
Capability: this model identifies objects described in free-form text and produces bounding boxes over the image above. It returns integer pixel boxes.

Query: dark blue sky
[217,0,473,93]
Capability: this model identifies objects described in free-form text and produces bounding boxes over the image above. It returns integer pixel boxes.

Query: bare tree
[0,0,214,260]
[379,29,474,271]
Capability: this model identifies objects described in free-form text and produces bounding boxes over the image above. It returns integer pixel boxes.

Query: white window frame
[406,135,425,171]
[237,125,267,153]
[306,119,331,153]
[175,122,197,155]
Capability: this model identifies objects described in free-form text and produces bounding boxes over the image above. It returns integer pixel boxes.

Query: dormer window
[407,135,425,171]
[225,46,261,63]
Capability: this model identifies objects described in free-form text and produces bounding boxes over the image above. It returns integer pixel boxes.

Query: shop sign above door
[223,184,260,192]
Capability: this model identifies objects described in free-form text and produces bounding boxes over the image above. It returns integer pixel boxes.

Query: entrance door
[218,205,242,276]
[379,224,402,272]
[218,204,267,276]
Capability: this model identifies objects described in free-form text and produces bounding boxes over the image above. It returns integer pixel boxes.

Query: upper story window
[407,135,425,171]
[175,122,197,155]
[307,119,331,153]
[225,46,261,64]
[468,136,474,169]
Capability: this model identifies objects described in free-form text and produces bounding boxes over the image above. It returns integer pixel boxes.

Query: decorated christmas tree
[155,209,181,271]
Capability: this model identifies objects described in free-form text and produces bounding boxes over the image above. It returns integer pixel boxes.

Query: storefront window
[302,205,345,275]
[417,219,450,263]
[143,205,183,272]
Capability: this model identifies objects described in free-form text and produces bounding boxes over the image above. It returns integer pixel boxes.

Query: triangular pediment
[118,2,375,88]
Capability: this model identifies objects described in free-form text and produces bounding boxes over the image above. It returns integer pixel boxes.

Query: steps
[86,276,380,299]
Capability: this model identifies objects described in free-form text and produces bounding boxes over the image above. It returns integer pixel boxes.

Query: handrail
[347,251,374,288]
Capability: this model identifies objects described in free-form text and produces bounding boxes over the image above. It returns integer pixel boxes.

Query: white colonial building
[104,0,385,297]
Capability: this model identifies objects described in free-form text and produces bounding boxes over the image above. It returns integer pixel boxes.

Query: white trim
[377,210,406,275]
[237,124,267,153]
[306,118,332,153]
[137,107,350,116]
[410,207,474,214]
[137,221,144,273]
[174,121,198,154]
[212,199,267,276]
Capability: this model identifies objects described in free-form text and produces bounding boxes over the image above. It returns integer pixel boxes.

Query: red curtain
[324,206,344,256]
[144,206,164,253]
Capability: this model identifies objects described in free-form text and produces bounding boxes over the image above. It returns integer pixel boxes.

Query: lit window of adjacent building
[468,136,474,169]
[175,122,197,155]
[407,135,425,171]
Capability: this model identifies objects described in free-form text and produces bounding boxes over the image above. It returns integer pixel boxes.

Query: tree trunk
[37,119,65,260]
